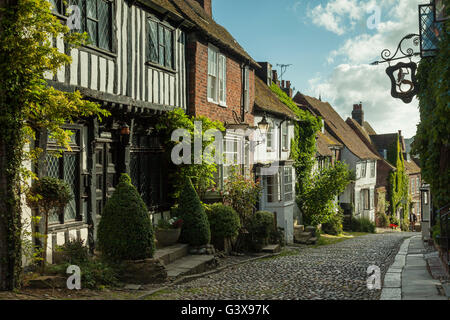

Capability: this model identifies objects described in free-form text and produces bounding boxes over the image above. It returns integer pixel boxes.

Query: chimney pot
[287,81,291,89]
[351,102,364,125]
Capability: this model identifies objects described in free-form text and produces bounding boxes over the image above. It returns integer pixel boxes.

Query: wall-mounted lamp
[120,123,130,136]
[257,113,269,135]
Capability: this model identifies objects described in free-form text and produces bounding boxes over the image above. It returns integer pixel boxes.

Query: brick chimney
[256,62,272,86]
[351,102,364,125]
[281,80,293,98]
[272,70,279,86]
[194,0,212,17]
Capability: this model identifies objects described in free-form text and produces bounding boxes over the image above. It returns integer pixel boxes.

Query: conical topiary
[177,177,210,246]
[97,173,155,260]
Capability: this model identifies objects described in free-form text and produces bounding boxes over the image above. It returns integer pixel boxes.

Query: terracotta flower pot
[155,228,181,247]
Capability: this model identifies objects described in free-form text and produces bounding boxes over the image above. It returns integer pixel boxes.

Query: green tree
[300,162,352,227]
[97,174,155,260]
[0,0,108,290]
[156,108,225,200]
[176,177,211,246]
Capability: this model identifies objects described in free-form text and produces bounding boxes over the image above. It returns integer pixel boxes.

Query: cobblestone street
[148,232,415,300]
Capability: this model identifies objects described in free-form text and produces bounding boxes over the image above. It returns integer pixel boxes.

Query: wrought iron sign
[371,34,420,104]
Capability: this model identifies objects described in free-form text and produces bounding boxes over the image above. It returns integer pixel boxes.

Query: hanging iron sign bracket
[371,34,420,104]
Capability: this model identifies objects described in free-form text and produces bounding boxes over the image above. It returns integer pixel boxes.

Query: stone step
[294,225,305,233]
[296,232,312,238]
[154,243,189,266]
[165,255,215,278]
[262,244,281,253]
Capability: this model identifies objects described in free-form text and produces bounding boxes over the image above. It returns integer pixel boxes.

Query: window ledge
[266,148,273,152]
[282,148,289,152]
[80,44,117,59]
[48,221,88,233]
[145,61,177,74]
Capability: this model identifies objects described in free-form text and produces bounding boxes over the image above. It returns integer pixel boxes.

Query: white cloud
[307,63,420,138]
[306,0,423,138]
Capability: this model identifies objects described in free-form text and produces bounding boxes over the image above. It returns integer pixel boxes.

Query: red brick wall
[187,37,255,126]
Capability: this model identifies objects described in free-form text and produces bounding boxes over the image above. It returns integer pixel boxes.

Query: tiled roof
[316,132,333,157]
[294,93,379,160]
[254,77,297,119]
[370,134,399,153]
[170,0,259,67]
[405,160,421,175]
[363,121,377,135]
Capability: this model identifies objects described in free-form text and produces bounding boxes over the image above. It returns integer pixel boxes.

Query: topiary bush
[351,217,376,233]
[207,203,240,241]
[176,177,210,246]
[97,174,155,260]
[247,211,275,251]
[322,210,344,235]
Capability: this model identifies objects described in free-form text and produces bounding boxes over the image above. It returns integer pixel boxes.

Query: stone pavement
[381,235,448,300]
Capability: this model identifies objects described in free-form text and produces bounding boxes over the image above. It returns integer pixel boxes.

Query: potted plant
[155,217,183,247]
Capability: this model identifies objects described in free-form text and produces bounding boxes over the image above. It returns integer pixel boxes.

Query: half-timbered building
[32,0,193,263]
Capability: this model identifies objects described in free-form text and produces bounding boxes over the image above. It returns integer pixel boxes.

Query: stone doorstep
[166,255,215,278]
[262,244,281,253]
[154,244,189,266]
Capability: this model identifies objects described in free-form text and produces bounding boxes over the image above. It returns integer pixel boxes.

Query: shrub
[27,176,73,266]
[55,239,89,265]
[46,259,119,289]
[322,210,344,235]
[176,178,211,246]
[207,203,241,241]
[390,216,400,227]
[247,211,275,251]
[377,212,390,228]
[97,174,155,260]
[401,218,410,232]
[351,217,376,233]
[270,227,285,247]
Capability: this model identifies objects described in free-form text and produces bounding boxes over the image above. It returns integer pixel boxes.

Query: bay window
[284,167,293,201]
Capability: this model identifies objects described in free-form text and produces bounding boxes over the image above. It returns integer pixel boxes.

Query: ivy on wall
[387,136,409,219]
[270,84,351,226]
[412,15,450,208]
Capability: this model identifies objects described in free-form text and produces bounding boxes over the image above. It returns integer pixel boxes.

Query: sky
[212,0,427,139]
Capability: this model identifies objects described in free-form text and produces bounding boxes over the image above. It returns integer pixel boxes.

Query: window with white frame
[362,189,370,210]
[416,177,420,194]
[208,46,226,105]
[284,167,293,201]
[267,174,278,203]
[370,161,375,177]
[243,66,250,112]
[282,122,289,150]
[267,121,274,149]
[361,161,367,178]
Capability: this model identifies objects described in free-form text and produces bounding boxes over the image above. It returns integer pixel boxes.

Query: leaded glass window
[147,19,173,69]
[45,129,81,224]
[284,167,293,202]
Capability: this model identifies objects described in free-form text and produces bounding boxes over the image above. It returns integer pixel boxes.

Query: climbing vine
[0,0,108,290]
[412,13,450,208]
[270,83,351,226]
[156,108,225,201]
[387,136,409,220]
